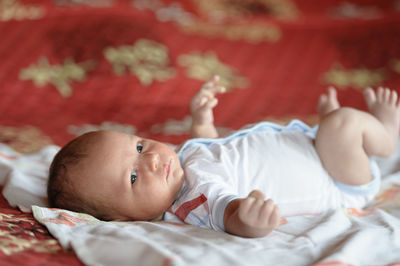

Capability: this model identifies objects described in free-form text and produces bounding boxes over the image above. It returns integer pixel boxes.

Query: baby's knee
[320,107,360,133]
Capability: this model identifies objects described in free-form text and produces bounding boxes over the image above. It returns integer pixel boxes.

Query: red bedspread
[1,0,400,264]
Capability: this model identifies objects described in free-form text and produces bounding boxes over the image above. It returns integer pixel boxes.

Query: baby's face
[74,130,184,221]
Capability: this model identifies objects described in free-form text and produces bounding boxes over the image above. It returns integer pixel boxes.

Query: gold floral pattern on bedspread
[178,51,249,91]
[0,0,45,22]
[322,63,387,90]
[0,126,53,154]
[392,59,400,74]
[177,0,297,43]
[179,21,282,44]
[19,57,95,98]
[104,39,176,86]
[0,213,61,255]
[192,0,299,21]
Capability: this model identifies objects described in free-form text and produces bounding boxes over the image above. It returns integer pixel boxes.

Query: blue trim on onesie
[177,120,318,163]
[332,160,381,196]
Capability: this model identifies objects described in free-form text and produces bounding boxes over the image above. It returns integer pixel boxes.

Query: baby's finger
[209,85,226,95]
[199,96,208,107]
[245,198,264,224]
[268,206,280,228]
[202,83,226,95]
[238,197,255,218]
[248,190,265,201]
[209,75,220,85]
[202,76,226,94]
[204,98,218,109]
[258,199,275,222]
[191,94,208,108]
[202,75,219,89]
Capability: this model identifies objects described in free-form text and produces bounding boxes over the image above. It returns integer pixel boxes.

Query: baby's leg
[315,87,400,186]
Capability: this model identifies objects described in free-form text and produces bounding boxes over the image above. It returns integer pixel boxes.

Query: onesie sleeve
[211,194,239,231]
[165,187,239,232]
[171,138,241,232]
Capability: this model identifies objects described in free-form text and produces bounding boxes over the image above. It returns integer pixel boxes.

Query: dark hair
[47,131,115,221]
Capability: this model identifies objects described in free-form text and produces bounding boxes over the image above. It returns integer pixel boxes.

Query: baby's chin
[119,200,175,222]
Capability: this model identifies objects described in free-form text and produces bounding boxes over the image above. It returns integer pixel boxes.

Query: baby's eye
[131,171,137,184]
[137,143,143,153]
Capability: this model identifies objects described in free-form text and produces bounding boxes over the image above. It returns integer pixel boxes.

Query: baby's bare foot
[318,87,340,116]
[364,87,400,144]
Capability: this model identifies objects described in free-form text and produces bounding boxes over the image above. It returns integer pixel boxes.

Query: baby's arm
[224,190,281,238]
[190,75,225,138]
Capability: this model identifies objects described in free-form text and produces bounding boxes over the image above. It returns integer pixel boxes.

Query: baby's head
[47,130,184,221]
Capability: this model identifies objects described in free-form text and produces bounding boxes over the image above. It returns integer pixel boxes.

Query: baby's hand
[237,190,280,237]
[190,75,226,125]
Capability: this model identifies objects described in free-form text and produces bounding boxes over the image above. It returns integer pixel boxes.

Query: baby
[48,76,400,238]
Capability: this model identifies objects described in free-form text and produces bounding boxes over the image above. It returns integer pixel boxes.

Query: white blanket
[0,143,59,211]
[1,143,400,265]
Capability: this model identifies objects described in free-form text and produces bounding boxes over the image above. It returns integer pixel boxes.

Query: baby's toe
[377,87,385,102]
[318,94,327,105]
[390,90,398,106]
[327,86,337,100]
[364,87,376,107]
[384,88,391,102]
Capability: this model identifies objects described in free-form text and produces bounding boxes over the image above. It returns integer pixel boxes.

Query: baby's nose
[144,153,159,171]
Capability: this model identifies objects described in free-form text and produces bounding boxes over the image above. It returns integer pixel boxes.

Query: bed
[1,0,400,265]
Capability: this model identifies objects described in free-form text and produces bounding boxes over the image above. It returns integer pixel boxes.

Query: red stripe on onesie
[175,194,208,221]
[0,153,18,160]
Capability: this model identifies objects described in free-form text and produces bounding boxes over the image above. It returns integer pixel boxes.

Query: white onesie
[163,120,381,232]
